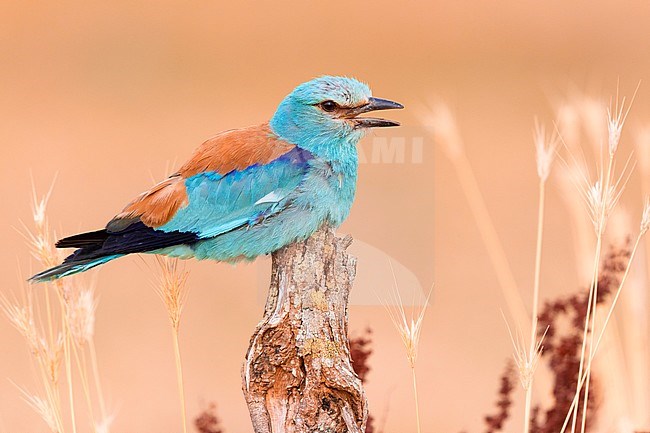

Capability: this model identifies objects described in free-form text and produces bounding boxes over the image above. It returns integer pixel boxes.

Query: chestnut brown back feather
[109,123,294,230]
[177,123,294,177]
[110,175,189,229]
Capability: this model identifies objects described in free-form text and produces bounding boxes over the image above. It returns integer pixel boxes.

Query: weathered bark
[242,225,366,433]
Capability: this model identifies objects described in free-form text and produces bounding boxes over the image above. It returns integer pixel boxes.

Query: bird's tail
[29,254,123,283]
[29,228,122,283]
[29,222,199,283]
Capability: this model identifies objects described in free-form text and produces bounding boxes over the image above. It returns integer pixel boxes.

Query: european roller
[30,76,403,282]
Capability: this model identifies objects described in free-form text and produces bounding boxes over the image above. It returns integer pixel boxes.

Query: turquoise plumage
[30,76,403,282]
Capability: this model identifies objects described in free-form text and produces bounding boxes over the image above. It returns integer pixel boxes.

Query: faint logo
[359,135,425,164]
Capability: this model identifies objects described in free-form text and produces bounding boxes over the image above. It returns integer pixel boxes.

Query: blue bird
[30,76,403,282]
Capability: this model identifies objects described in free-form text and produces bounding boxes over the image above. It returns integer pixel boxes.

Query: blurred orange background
[2,1,650,432]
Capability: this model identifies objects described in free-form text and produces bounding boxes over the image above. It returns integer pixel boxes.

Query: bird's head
[270,76,403,159]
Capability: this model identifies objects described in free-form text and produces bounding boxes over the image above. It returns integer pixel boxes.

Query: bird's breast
[300,158,358,227]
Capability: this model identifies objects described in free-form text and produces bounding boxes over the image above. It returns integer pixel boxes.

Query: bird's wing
[107,123,309,239]
[157,146,312,238]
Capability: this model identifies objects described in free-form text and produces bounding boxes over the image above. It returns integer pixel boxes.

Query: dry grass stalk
[593,204,648,353]
[634,128,650,430]
[574,93,635,433]
[525,242,629,432]
[380,261,430,433]
[3,289,65,432]
[67,287,100,429]
[417,101,529,330]
[467,91,646,432]
[641,197,650,235]
[523,120,557,433]
[153,256,191,433]
[552,92,634,433]
[3,182,111,433]
[63,280,109,431]
[88,338,108,427]
[25,183,78,433]
[555,95,650,430]
[572,179,608,433]
[559,219,645,433]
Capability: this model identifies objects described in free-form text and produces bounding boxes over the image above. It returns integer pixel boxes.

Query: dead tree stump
[242,225,367,433]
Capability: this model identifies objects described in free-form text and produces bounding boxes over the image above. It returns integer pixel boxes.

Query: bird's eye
[320,100,338,112]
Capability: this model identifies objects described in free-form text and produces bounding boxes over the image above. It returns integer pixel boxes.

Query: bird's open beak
[347,97,404,128]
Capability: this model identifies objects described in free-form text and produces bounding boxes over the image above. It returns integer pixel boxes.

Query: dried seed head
[30,176,56,229]
[23,223,59,268]
[67,286,97,346]
[608,110,624,156]
[586,181,616,230]
[556,103,580,152]
[534,121,559,182]
[40,333,64,385]
[417,101,464,161]
[19,390,59,432]
[607,85,638,156]
[95,414,116,433]
[22,181,61,268]
[503,317,548,390]
[579,97,608,154]
[380,262,431,369]
[580,160,632,234]
[388,309,428,369]
[641,197,650,235]
[635,126,650,175]
[1,294,39,354]
[154,257,191,331]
